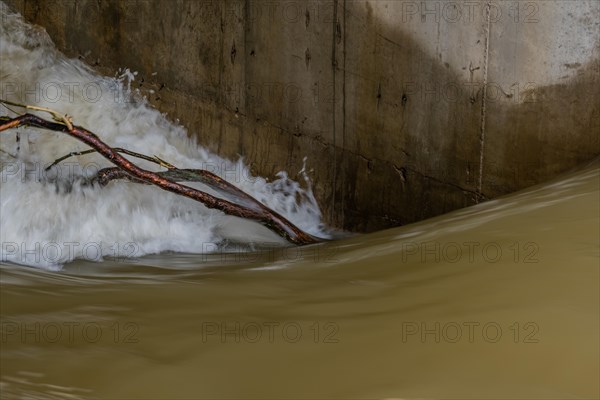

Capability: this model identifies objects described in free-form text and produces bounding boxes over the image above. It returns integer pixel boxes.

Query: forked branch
[0,108,319,245]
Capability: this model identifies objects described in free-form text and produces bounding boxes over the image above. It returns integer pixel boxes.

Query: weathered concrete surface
[2,0,599,231]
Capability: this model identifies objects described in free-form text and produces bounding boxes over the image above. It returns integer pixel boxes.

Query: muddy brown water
[1,160,599,399]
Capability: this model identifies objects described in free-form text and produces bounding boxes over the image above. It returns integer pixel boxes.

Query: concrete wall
[3,0,599,231]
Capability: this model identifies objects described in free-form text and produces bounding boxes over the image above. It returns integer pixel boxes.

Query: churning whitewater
[0,8,329,269]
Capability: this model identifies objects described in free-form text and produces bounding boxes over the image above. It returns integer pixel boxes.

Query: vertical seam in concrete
[331,0,338,224]
[477,1,492,199]
[242,0,249,157]
[341,0,346,227]
[217,1,225,154]
[238,0,246,156]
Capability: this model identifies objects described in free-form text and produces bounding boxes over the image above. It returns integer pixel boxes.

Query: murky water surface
[2,161,598,399]
[1,5,599,400]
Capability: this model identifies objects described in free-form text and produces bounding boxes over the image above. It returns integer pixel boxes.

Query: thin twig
[0,147,17,159]
[46,147,176,171]
[0,99,73,130]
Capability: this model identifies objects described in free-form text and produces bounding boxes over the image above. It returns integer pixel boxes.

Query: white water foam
[0,6,329,269]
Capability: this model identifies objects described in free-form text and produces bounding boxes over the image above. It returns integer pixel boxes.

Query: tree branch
[0,112,320,245]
